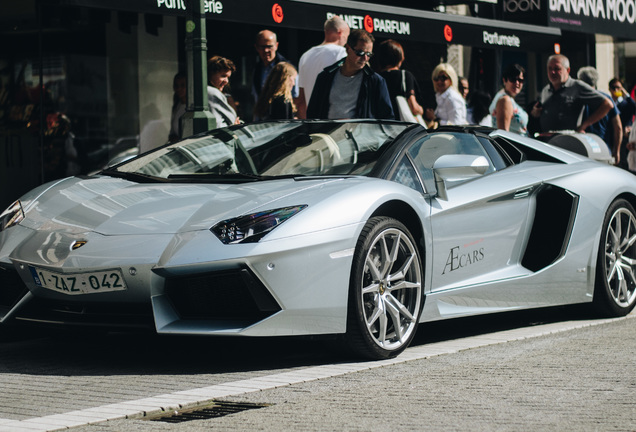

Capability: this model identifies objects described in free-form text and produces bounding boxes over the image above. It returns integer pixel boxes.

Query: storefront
[504,0,636,91]
[0,0,562,209]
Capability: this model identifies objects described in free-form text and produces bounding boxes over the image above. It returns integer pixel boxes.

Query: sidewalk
[4,310,634,431]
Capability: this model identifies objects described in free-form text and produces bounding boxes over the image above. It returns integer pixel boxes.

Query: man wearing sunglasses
[307,29,394,120]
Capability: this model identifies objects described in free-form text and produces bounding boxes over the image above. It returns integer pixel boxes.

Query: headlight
[0,200,25,232]
[211,205,307,244]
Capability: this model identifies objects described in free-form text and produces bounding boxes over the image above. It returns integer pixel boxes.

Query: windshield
[109,121,410,182]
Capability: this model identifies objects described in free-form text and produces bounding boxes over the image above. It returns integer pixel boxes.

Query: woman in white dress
[431,63,466,126]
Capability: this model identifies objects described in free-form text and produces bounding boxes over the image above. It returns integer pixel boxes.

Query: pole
[181,0,215,137]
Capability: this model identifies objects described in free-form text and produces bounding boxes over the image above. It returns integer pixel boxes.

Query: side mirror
[432,155,489,200]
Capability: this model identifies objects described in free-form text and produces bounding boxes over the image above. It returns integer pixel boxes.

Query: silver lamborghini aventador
[1,120,635,359]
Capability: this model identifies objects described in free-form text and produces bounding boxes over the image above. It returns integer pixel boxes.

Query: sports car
[1,120,635,359]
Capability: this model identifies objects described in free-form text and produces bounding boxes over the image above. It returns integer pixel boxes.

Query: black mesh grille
[0,266,153,329]
[0,267,29,310]
[165,267,281,322]
[15,298,154,329]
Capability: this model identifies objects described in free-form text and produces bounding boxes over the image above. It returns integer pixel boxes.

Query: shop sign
[547,0,636,39]
[482,31,521,47]
[60,0,560,50]
[59,0,226,17]
[502,0,549,25]
[321,5,553,51]
[155,0,224,14]
[326,12,411,36]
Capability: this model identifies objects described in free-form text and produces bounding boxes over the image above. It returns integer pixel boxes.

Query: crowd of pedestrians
[166,16,636,172]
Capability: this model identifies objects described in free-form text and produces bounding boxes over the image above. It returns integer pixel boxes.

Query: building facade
[0,0,633,209]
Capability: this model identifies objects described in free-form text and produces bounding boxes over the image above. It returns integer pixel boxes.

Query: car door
[405,131,542,296]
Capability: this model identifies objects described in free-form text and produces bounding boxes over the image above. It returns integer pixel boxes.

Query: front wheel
[345,217,424,360]
[593,199,636,316]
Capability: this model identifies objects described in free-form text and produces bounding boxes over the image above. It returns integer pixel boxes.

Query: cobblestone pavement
[1,308,634,431]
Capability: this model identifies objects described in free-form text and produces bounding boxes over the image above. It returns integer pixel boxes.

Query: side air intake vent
[522,185,578,272]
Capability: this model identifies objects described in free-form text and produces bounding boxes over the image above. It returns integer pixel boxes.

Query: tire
[593,198,636,317]
[345,216,424,360]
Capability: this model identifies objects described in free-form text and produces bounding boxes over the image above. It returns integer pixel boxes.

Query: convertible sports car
[1,120,635,359]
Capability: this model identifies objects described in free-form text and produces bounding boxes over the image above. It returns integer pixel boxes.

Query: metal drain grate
[149,401,271,423]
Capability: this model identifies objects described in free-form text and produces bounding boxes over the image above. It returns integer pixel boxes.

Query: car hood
[19,176,349,235]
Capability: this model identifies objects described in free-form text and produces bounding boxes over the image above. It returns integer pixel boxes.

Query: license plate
[29,267,127,295]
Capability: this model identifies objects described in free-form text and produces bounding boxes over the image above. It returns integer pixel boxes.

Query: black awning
[61,0,562,51]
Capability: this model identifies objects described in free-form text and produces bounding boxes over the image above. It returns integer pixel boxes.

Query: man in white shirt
[295,16,349,119]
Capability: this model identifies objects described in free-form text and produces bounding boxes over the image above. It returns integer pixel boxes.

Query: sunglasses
[352,49,374,58]
[434,75,450,82]
[509,77,525,84]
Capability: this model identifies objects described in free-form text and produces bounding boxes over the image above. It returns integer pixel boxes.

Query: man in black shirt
[531,54,612,134]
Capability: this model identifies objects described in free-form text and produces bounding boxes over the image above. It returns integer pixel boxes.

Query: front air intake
[165,267,281,323]
[0,266,29,312]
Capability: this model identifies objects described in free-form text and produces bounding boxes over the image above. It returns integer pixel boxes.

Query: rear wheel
[346,217,423,359]
[594,199,636,316]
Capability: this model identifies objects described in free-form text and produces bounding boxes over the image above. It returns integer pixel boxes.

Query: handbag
[396,70,425,126]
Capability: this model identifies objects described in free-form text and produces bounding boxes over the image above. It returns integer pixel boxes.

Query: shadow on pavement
[0,304,595,377]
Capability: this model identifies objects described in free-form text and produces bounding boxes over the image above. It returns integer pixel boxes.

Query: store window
[0,5,181,209]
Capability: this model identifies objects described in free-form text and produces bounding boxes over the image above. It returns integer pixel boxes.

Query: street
[0,306,634,431]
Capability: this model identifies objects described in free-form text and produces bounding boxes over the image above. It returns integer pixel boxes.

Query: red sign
[364,14,374,32]
[444,24,453,42]
[272,3,283,23]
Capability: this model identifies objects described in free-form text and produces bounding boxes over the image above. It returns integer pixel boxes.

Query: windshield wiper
[166,173,301,182]
[295,175,357,180]
[101,169,167,183]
